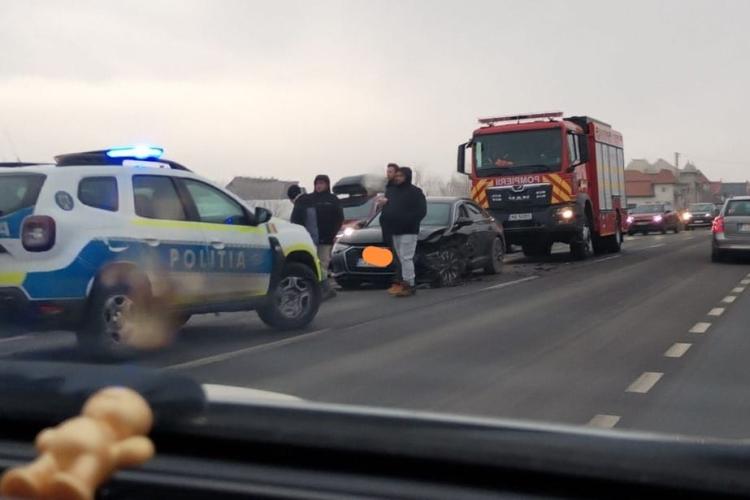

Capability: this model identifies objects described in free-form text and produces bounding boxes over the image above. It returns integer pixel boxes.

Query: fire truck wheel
[606,225,622,253]
[570,218,594,260]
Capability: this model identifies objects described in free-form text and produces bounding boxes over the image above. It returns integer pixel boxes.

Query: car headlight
[704,213,712,217]
[653,215,663,222]
[682,212,692,221]
[555,206,575,221]
[332,243,351,254]
[626,216,634,224]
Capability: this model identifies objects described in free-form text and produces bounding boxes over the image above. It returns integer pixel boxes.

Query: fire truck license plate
[509,213,533,221]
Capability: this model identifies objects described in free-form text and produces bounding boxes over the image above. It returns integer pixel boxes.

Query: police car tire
[76,283,141,359]
[258,262,321,330]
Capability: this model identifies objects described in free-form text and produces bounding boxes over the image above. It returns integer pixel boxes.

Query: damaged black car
[330,197,505,288]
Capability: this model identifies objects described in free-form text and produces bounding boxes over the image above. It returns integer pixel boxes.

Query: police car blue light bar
[106,145,164,160]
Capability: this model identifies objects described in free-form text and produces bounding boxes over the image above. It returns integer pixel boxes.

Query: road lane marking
[664,342,692,358]
[641,243,666,249]
[588,414,620,429]
[0,335,31,344]
[481,275,539,291]
[722,295,737,303]
[166,328,330,370]
[689,322,711,334]
[741,279,750,285]
[732,287,746,293]
[594,255,621,263]
[708,307,725,317]
[626,372,663,393]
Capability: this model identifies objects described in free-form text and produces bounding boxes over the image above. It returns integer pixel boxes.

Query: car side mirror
[454,216,472,228]
[254,207,272,224]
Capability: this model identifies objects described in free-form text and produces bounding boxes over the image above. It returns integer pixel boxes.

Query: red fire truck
[457,112,627,259]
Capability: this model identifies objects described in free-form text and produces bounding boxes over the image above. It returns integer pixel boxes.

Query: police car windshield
[474,129,562,176]
[0,174,46,217]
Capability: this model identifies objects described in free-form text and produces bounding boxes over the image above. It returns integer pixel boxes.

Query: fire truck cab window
[567,134,580,165]
[474,129,562,176]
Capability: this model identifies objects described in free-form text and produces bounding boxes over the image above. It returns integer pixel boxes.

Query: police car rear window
[0,174,45,217]
[132,175,187,221]
[78,177,118,212]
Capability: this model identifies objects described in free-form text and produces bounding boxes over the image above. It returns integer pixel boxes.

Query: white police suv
[0,146,324,357]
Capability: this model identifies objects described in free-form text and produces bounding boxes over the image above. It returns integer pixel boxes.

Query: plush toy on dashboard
[0,386,155,500]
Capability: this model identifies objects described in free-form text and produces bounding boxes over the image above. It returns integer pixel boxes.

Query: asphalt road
[5,228,750,439]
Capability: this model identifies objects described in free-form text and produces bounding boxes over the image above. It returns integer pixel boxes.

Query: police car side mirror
[255,207,272,224]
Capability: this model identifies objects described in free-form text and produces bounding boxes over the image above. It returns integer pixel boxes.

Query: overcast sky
[1,0,749,186]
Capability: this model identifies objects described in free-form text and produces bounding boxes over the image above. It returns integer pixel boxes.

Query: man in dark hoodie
[379,163,402,294]
[292,175,344,297]
[378,166,426,297]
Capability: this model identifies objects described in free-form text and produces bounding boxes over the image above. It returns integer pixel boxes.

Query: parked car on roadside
[711,196,750,262]
[626,204,681,235]
[683,202,719,229]
[331,197,505,288]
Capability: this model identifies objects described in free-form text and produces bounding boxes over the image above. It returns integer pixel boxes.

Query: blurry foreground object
[362,245,393,267]
[0,387,154,500]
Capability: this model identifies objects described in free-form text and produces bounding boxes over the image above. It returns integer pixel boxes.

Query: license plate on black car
[509,213,532,221]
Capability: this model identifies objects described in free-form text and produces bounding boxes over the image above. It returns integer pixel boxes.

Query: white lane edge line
[587,414,620,429]
[741,279,750,285]
[0,335,32,344]
[732,287,746,294]
[626,372,663,393]
[664,342,692,358]
[166,328,330,370]
[689,322,711,334]
[722,295,737,303]
[708,307,725,317]
[481,275,539,291]
[594,255,622,263]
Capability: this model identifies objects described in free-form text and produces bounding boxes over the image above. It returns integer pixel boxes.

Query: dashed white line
[0,334,31,344]
[741,279,750,286]
[588,414,620,429]
[626,372,663,393]
[708,307,725,317]
[481,275,539,291]
[689,322,711,334]
[732,287,746,294]
[722,295,737,304]
[664,342,692,358]
[166,328,330,370]
[594,255,622,263]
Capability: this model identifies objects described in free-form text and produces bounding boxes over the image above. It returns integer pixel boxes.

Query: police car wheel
[77,284,141,358]
[484,238,504,275]
[258,263,321,330]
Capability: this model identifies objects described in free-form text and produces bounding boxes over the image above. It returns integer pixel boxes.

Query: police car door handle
[210,241,226,250]
[144,238,160,248]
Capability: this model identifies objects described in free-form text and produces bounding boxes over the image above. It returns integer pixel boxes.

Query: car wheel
[77,282,174,359]
[483,237,504,275]
[570,217,594,260]
[607,224,622,253]
[334,277,362,290]
[258,262,321,330]
[429,246,466,287]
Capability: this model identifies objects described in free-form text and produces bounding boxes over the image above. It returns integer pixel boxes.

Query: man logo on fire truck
[457,111,627,260]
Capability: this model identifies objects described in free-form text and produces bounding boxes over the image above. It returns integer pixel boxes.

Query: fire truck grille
[486,184,552,210]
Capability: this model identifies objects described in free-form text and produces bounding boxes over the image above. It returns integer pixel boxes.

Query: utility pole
[674,152,680,170]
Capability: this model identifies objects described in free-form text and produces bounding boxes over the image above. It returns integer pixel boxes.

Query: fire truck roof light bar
[478,111,563,125]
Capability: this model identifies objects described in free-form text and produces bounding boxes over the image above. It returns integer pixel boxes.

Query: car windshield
[341,196,375,220]
[474,129,562,176]
[0,174,46,217]
[631,205,664,214]
[8,2,750,486]
[689,204,714,213]
[368,201,452,227]
[726,200,750,216]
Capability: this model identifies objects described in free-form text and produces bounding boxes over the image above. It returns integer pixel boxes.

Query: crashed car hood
[340,225,448,245]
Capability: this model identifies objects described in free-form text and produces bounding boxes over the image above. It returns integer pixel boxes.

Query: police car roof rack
[54,150,191,171]
[0,162,47,168]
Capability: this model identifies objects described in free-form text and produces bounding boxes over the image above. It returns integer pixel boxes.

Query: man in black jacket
[379,163,401,294]
[292,174,344,298]
[379,167,427,297]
